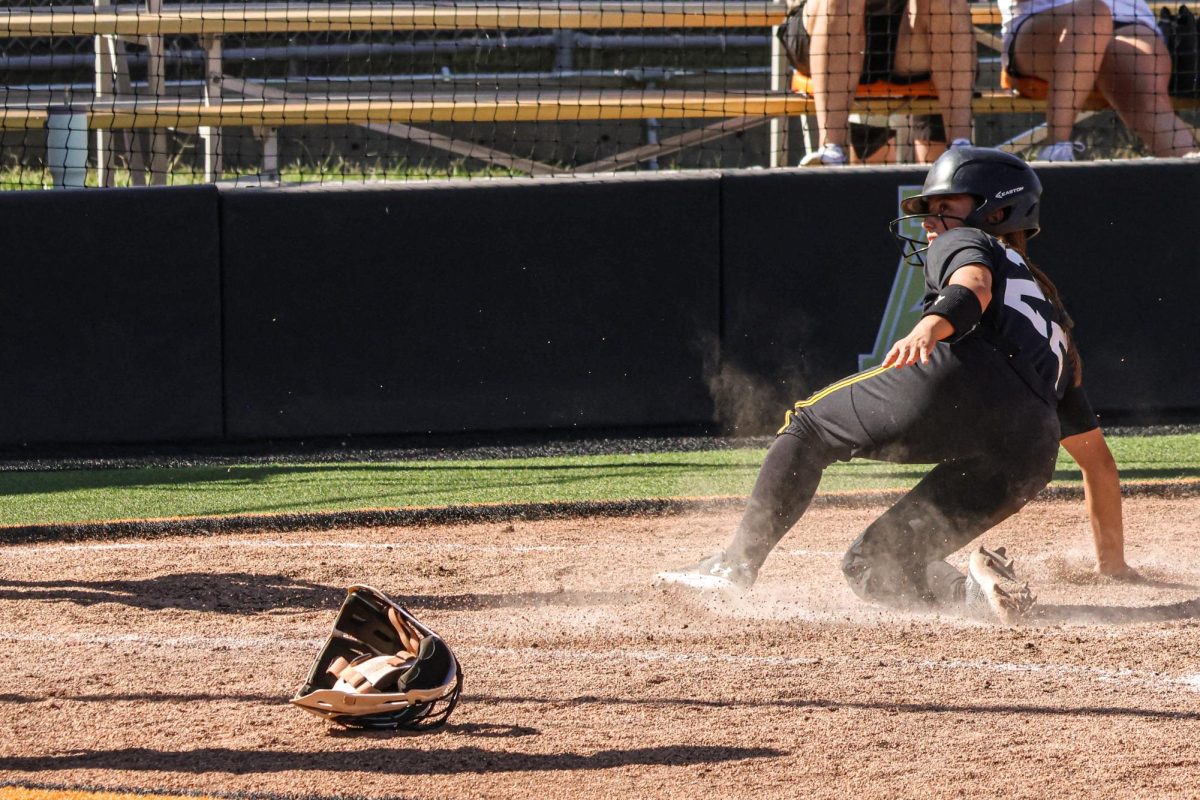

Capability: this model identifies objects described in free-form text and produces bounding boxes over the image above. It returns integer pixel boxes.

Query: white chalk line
[0,629,1196,695]
[0,539,854,561]
[0,540,575,556]
[0,540,1126,566]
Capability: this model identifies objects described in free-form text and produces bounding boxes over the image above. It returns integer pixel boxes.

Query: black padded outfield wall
[720,160,1200,432]
[1032,161,1200,416]
[0,185,223,446]
[220,175,721,440]
[0,162,1195,448]
[720,166,925,432]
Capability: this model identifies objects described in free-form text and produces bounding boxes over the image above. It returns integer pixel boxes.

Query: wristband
[923,283,982,338]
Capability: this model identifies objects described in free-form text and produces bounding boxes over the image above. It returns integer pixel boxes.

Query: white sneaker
[1037,141,1085,162]
[949,138,973,150]
[654,551,758,598]
[964,546,1036,624]
[799,142,848,167]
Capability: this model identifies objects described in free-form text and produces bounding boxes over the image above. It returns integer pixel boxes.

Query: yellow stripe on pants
[777,364,892,434]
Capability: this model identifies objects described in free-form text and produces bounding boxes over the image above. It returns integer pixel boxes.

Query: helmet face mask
[292,585,463,731]
[888,211,971,268]
[890,147,1042,265]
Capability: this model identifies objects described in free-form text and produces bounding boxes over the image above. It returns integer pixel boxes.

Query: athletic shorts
[862,10,933,85]
[1002,0,1163,77]
[786,0,934,85]
[848,113,946,159]
[908,112,946,142]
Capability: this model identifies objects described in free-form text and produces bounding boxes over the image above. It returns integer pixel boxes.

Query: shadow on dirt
[1128,576,1200,592]
[0,744,783,775]
[0,573,342,613]
[0,692,282,704]
[444,722,541,739]
[0,697,539,738]
[0,573,631,614]
[317,721,543,740]
[1035,597,1200,624]
[468,693,1200,721]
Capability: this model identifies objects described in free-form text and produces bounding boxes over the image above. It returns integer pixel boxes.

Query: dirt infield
[3,496,1200,799]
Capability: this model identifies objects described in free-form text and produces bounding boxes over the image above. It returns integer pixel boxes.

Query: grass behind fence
[0,159,525,190]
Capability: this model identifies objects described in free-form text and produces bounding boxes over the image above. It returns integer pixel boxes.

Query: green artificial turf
[1,433,1197,528]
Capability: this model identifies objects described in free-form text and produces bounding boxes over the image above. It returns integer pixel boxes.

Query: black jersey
[1058,380,1100,438]
[924,227,1070,403]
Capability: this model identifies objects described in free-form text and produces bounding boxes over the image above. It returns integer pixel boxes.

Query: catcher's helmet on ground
[890,147,1043,264]
[291,585,462,731]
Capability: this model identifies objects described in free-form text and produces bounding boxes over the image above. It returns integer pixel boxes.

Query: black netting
[2,0,1196,188]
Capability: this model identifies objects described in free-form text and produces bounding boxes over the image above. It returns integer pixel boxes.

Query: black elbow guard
[923,283,983,340]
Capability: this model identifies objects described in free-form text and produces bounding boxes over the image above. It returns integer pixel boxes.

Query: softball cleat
[654,551,757,598]
[965,545,1037,624]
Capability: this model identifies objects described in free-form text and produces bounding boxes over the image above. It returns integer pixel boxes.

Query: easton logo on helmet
[995,186,1025,199]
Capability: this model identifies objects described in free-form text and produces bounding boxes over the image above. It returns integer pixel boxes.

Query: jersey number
[1003,277,1067,386]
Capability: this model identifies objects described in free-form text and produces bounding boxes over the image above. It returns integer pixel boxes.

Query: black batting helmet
[900,146,1042,237]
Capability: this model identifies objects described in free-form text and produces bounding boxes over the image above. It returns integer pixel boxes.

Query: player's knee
[775,423,841,481]
[778,405,822,442]
[841,538,924,607]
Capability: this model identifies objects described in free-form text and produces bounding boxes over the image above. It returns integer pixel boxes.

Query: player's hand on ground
[1097,563,1144,582]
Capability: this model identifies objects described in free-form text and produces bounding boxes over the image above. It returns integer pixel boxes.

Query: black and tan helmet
[900,146,1043,237]
[291,585,462,731]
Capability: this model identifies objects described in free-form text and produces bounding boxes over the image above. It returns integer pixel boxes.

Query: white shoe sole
[967,547,1036,624]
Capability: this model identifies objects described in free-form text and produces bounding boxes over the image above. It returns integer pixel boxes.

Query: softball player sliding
[658,147,1135,622]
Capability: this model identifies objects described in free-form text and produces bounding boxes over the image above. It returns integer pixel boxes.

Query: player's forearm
[1082,466,1127,574]
[918,314,954,342]
[1061,430,1128,574]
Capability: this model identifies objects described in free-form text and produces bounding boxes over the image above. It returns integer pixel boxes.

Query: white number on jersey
[1002,250,1067,386]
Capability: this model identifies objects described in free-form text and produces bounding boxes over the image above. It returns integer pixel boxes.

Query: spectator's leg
[913,137,947,163]
[1096,24,1200,157]
[848,118,898,163]
[895,0,974,145]
[911,114,948,164]
[803,0,868,152]
[1010,0,1113,145]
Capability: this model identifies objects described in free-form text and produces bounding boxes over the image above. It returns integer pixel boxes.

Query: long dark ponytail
[1000,230,1083,387]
